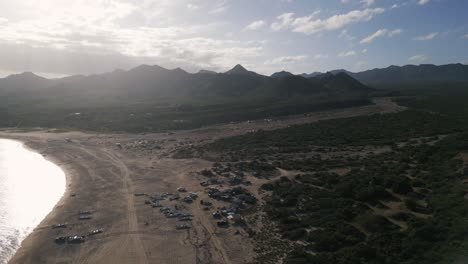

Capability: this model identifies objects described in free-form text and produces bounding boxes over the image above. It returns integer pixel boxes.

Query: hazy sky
[0,0,467,77]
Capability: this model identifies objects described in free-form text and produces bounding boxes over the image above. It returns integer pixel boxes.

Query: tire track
[100,149,149,264]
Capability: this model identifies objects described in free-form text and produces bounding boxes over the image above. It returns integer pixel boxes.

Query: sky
[0,0,467,77]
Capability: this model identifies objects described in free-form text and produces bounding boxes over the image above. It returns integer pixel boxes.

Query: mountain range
[2,63,466,97]
[0,64,372,107]
[296,63,468,85]
[1,63,466,108]
[1,62,465,131]
[0,63,376,131]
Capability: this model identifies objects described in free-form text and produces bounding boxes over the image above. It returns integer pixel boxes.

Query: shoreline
[0,130,247,264]
[0,132,101,264]
[0,137,70,264]
[23,140,73,230]
[0,127,261,263]
[0,137,73,264]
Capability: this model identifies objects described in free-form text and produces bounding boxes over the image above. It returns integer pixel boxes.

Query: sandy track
[1,97,405,264]
[100,149,148,264]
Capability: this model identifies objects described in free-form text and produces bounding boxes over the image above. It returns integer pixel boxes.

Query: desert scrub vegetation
[202,110,461,156]
[201,107,468,264]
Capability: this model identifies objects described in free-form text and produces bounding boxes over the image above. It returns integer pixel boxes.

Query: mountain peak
[172,67,188,75]
[20,71,37,76]
[225,64,259,76]
[329,69,351,75]
[301,72,322,78]
[226,64,248,74]
[271,71,294,78]
[233,64,247,71]
[5,71,45,81]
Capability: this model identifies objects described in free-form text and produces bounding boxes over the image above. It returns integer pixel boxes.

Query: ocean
[0,139,65,263]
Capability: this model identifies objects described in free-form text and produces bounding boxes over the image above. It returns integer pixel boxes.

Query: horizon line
[1,62,467,80]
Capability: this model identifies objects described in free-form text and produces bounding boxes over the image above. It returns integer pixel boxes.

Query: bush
[392,179,413,194]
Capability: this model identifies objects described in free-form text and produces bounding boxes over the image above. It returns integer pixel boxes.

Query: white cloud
[414,32,438,40]
[360,28,402,44]
[462,34,468,39]
[388,29,403,37]
[391,4,399,9]
[338,29,356,41]
[0,0,269,74]
[210,6,228,14]
[264,55,308,65]
[408,54,428,63]
[271,13,295,31]
[271,8,384,35]
[313,54,329,59]
[418,0,430,5]
[0,0,451,76]
[360,0,375,7]
[338,50,357,57]
[209,0,229,14]
[244,20,266,31]
[360,29,387,44]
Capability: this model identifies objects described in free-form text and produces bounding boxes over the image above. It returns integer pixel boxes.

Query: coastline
[0,136,73,264]
[0,130,254,264]
[19,140,73,255]
[0,131,120,263]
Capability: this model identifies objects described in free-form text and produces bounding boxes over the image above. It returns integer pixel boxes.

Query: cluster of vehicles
[159,206,193,226]
[140,188,197,230]
[54,229,104,244]
[53,210,104,245]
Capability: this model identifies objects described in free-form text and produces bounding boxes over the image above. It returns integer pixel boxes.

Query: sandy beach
[0,98,404,264]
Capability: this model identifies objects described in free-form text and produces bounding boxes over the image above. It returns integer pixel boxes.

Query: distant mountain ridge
[0,72,51,92]
[271,71,295,78]
[0,64,371,104]
[0,64,377,132]
[0,62,465,132]
[352,64,468,84]
[301,63,468,84]
[198,69,217,75]
[300,72,322,78]
[4,63,466,87]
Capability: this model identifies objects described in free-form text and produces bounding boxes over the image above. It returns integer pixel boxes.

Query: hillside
[302,63,468,85]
